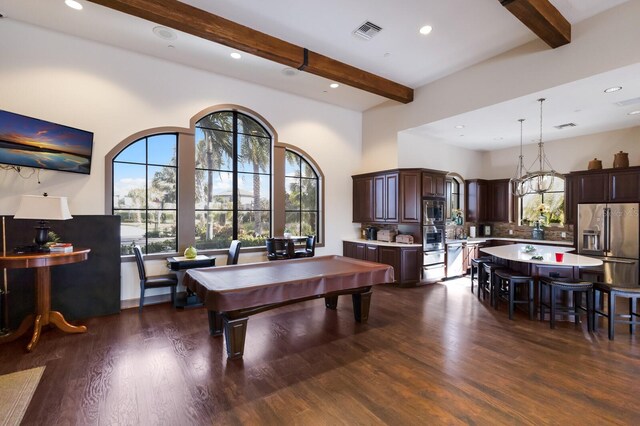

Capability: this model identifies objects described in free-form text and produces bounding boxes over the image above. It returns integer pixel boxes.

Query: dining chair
[133,245,178,312]
[227,240,242,265]
[294,235,316,258]
[266,238,294,260]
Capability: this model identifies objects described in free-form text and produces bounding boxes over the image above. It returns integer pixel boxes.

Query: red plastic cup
[555,252,564,262]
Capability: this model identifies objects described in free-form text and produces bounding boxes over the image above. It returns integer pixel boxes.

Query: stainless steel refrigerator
[577,203,639,285]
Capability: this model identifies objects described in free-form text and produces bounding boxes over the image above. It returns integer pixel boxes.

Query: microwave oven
[423,199,445,224]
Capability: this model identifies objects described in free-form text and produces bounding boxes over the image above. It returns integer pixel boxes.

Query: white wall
[482,126,640,180]
[0,20,362,303]
[361,0,640,173]
[397,131,484,179]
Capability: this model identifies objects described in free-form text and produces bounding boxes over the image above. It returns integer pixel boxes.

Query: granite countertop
[446,237,574,247]
[343,238,423,248]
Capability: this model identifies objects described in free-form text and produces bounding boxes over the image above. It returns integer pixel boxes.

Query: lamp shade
[14,195,73,221]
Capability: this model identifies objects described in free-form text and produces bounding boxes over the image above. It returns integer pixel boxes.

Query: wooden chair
[294,235,316,258]
[266,238,294,261]
[227,240,242,265]
[133,245,178,312]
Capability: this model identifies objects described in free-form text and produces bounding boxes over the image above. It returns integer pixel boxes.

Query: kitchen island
[481,243,602,280]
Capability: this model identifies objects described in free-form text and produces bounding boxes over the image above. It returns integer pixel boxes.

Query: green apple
[184,245,197,259]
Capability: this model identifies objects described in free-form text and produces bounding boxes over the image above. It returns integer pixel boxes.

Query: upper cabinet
[565,166,640,224]
[353,175,374,223]
[422,172,446,198]
[373,172,398,222]
[568,166,640,204]
[465,179,510,223]
[352,168,446,224]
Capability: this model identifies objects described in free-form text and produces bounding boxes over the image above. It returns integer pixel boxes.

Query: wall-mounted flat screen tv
[0,109,93,175]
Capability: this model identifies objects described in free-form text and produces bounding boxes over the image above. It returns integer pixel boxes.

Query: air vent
[554,123,577,130]
[615,97,640,107]
[353,21,382,40]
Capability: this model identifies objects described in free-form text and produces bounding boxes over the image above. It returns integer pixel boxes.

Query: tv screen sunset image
[0,109,93,174]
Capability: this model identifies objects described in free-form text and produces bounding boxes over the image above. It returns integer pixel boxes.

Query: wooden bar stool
[470,256,492,295]
[593,282,640,340]
[494,269,535,320]
[479,262,504,307]
[539,277,594,331]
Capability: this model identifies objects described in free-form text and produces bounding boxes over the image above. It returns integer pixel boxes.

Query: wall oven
[423,198,445,225]
[422,224,445,282]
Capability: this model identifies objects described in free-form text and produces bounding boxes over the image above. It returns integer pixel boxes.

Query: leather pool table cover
[183,255,395,312]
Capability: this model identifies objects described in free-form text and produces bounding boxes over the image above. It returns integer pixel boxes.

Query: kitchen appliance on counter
[423,198,445,225]
[396,234,414,244]
[377,229,396,242]
[578,203,639,285]
[364,226,377,240]
[422,224,445,282]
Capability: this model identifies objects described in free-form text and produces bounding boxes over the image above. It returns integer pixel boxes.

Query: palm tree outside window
[284,150,319,237]
[195,111,272,249]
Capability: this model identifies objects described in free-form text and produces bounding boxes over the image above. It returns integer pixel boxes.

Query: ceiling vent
[615,96,640,107]
[353,21,382,40]
[554,122,577,130]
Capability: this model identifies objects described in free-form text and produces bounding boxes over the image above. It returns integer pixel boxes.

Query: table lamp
[14,193,73,252]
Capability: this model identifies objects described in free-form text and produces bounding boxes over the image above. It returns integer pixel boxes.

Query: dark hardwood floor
[2,278,639,425]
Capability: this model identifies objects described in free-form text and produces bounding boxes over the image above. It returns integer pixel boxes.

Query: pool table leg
[208,311,223,335]
[223,315,248,359]
[325,296,338,309]
[352,289,372,323]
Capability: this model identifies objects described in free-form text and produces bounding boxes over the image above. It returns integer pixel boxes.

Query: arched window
[106,106,324,259]
[194,111,272,249]
[519,176,565,226]
[112,133,178,254]
[284,149,319,236]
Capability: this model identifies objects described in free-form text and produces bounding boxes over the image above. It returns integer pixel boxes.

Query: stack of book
[49,243,74,253]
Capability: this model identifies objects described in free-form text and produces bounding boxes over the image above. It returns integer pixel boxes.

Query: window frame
[284,148,321,238]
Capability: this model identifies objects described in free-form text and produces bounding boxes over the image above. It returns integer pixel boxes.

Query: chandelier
[509,118,528,197]
[513,98,558,197]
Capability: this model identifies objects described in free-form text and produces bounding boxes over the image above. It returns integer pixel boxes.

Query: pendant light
[524,98,556,194]
[510,118,529,197]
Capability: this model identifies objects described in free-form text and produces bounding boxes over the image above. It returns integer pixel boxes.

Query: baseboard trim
[120,294,172,310]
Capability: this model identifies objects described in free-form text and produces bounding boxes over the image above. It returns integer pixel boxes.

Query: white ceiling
[1,0,636,150]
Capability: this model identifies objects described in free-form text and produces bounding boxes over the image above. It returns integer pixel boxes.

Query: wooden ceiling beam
[501,0,571,48]
[87,0,414,103]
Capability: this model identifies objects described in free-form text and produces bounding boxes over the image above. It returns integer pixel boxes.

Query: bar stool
[539,277,594,331]
[470,256,492,295]
[494,269,535,320]
[593,282,640,340]
[479,262,504,306]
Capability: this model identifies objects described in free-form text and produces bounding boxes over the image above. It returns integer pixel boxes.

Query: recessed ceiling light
[419,25,433,35]
[152,26,177,41]
[330,83,339,89]
[604,86,622,93]
[629,110,640,115]
[230,52,242,59]
[65,0,83,10]
[281,67,299,77]
[455,125,465,129]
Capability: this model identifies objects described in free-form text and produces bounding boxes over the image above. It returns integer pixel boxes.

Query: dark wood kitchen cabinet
[489,179,510,222]
[466,179,488,222]
[466,179,510,223]
[353,168,437,224]
[343,241,421,286]
[422,172,446,198]
[400,170,421,223]
[353,176,374,223]
[565,166,640,224]
[374,172,398,222]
